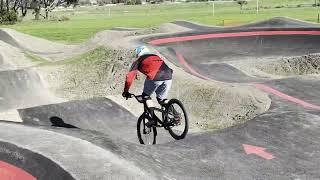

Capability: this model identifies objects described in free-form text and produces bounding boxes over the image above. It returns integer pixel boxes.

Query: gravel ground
[229,54,320,80]
[256,54,320,76]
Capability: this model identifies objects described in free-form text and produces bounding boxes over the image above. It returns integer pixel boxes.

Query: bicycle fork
[142,112,158,137]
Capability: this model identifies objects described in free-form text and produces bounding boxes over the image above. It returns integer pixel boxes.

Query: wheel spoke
[165,99,189,140]
[138,117,155,145]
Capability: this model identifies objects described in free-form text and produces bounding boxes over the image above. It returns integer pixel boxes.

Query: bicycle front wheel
[137,115,156,145]
[165,99,189,140]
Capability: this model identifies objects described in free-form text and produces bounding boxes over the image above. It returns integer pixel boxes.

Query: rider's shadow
[50,116,78,129]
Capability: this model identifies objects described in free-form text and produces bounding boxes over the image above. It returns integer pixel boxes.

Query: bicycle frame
[131,94,167,128]
[131,93,189,143]
[142,100,166,128]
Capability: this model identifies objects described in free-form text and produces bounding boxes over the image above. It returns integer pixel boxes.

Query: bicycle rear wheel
[137,115,156,145]
[165,99,189,140]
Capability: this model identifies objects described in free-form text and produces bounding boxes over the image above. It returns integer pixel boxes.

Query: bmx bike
[128,94,189,145]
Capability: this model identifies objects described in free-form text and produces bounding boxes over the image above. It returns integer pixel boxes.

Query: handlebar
[126,93,145,103]
[126,93,135,99]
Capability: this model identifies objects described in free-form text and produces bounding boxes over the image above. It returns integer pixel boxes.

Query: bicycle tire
[137,114,156,145]
[165,99,189,140]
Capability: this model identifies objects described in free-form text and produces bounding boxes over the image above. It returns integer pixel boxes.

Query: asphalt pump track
[0,17,320,179]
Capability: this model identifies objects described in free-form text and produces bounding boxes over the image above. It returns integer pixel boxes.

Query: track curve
[0,140,75,180]
[142,17,320,179]
[1,17,320,180]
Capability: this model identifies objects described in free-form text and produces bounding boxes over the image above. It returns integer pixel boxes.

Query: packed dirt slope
[34,35,270,131]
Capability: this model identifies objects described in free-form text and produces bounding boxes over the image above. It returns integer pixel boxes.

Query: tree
[125,0,141,5]
[0,0,3,13]
[0,0,18,24]
[20,0,28,16]
[28,0,78,20]
[2,0,77,22]
[42,0,78,19]
[236,0,248,10]
[97,0,111,6]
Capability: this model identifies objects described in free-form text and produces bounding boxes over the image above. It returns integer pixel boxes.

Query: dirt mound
[167,77,270,131]
[0,41,35,70]
[0,69,62,111]
[0,38,65,122]
[39,45,271,132]
[0,28,80,61]
[0,29,20,47]
[0,53,10,71]
[237,17,319,29]
[173,21,221,31]
[1,28,74,56]
[1,23,271,131]
[256,54,320,76]
[156,53,271,130]
[111,27,142,31]
[37,47,132,99]
[157,23,192,33]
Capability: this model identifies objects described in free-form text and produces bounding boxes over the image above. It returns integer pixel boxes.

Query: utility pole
[256,0,259,15]
[212,2,215,16]
[317,0,320,23]
[5,0,8,12]
[318,0,320,23]
[0,0,3,13]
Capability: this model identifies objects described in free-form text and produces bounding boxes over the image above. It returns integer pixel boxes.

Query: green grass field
[2,0,319,43]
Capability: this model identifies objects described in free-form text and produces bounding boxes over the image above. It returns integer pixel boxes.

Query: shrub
[0,10,18,24]
[125,0,142,4]
[50,15,70,21]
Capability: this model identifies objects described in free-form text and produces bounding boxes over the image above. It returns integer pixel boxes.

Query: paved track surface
[173,21,221,31]
[0,17,320,179]
[146,30,320,82]
[0,29,20,48]
[0,69,57,111]
[18,98,172,144]
[0,140,74,180]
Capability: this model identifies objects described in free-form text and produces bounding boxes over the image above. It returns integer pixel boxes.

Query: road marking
[0,160,36,180]
[163,175,176,180]
[243,144,274,160]
[149,30,320,45]
[254,83,320,111]
[175,51,212,81]
[173,50,320,111]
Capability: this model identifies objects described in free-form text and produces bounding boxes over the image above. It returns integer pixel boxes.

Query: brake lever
[126,93,134,100]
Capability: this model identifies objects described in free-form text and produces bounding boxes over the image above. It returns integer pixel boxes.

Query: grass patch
[61,46,111,64]
[24,51,49,63]
[42,46,111,66]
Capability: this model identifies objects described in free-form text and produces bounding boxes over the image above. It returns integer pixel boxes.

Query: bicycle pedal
[145,121,156,127]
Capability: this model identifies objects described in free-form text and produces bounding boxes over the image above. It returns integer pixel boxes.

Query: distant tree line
[78,0,143,5]
[235,0,247,10]
[0,0,78,24]
[0,0,18,24]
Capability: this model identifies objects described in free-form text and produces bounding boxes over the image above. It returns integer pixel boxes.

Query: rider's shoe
[157,98,168,106]
[145,119,156,127]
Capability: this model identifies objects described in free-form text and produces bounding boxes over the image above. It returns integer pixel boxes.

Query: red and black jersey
[124,54,173,92]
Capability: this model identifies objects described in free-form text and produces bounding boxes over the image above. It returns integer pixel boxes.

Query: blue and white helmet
[135,45,152,58]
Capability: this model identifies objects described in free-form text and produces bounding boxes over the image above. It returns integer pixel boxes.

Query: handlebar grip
[125,93,134,100]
